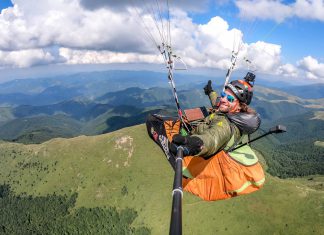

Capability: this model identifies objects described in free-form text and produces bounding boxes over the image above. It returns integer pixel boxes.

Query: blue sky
[0,0,12,9]
[0,0,323,83]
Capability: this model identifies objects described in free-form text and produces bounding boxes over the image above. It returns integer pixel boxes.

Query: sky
[0,0,323,84]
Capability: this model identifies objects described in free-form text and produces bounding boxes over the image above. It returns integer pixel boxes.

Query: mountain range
[0,71,323,177]
[0,79,322,141]
[0,70,323,234]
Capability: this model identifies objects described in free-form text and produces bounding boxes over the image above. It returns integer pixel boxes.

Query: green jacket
[191,112,241,157]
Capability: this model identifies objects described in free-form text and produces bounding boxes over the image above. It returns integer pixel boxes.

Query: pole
[169,146,183,235]
[231,132,272,151]
[232,125,287,151]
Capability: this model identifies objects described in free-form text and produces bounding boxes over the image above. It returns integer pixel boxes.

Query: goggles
[221,91,235,103]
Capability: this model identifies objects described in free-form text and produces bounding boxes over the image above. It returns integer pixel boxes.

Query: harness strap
[226,134,245,153]
[223,121,245,153]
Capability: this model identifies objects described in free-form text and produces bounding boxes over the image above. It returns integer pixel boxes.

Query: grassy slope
[312,111,324,120]
[255,86,324,107]
[315,141,324,147]
[0,125,323,235]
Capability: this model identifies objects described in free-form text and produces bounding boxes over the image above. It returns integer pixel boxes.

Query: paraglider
[147,72,265,202]
[130,1,287,234]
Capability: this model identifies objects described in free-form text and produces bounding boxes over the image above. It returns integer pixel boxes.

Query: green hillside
[315,141,324,147]
[0,114,82,144]
[252,111,324,178]
[0,125,323,234]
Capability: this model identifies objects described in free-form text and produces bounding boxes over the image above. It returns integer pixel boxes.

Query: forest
[0,184,150,235]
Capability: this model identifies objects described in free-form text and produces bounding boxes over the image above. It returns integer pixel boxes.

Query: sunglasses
[221,91,235,103]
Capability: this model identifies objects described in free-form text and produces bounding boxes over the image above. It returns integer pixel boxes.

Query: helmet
[225,75,254,105]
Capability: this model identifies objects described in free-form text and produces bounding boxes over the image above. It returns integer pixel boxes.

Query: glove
[170,134,204,156]
[203,80,213,95]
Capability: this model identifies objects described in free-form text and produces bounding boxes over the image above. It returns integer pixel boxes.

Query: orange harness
[164,120,265,201]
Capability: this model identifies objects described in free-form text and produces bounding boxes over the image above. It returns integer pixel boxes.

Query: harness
[222,115,260,166]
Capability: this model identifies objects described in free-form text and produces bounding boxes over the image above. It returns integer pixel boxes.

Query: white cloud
[59,48,161,64]
[297,56,324,80]
[236,0,292,22]
[244,41,282,72]
[0,0,310,80]
[0,49,60,68]
[277,63,299,77]
[1,0,154,52]
[294,0,324,21]
[236,0,324,22]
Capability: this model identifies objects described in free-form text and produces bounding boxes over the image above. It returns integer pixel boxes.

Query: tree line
[0,184,150,235]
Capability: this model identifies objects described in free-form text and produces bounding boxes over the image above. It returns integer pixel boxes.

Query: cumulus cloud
[0,0,154,53]
[244,41,282,72]
[0,0,320,82]
[55,14,284,74]
[277,63,299,77]
[59,48,161,64]
[297,56,324,80]
[236,0,292,22]
[0,49,63,68]
[294,0,324,21]
[1,0,282,72]
[236,0,324,22]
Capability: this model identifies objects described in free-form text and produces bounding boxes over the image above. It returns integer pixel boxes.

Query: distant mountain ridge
[0,70,214,96]
[0,114,82,143]
[1,70,322,106]
[0,83,323,145]
[279,83,324,99]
